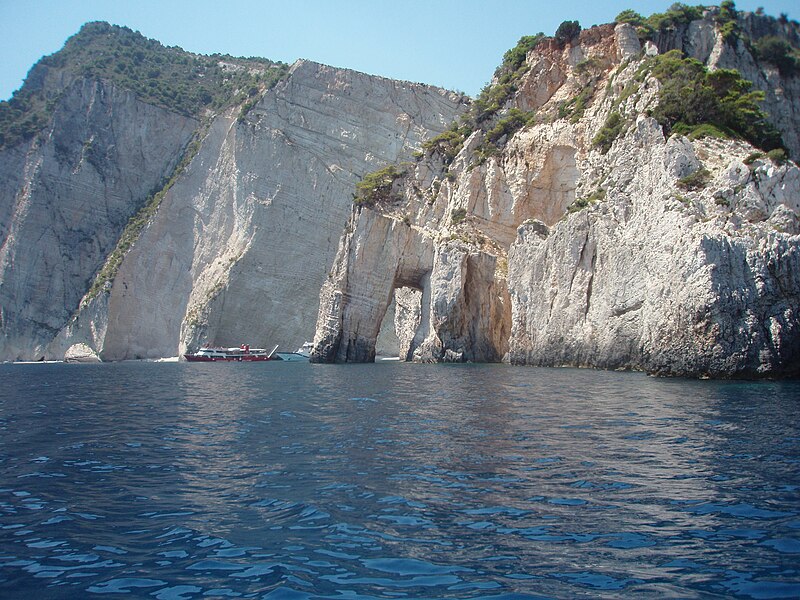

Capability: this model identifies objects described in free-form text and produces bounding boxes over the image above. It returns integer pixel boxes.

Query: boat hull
[184,354,276,362]
[274,352,310,362]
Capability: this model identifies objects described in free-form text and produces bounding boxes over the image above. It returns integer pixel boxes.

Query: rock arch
[312,208,510,363]
[312,209,433,362]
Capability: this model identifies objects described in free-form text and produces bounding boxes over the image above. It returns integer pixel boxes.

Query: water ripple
[0,362,798,598]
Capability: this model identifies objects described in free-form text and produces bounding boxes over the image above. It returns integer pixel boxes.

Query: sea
[0,361,798,599]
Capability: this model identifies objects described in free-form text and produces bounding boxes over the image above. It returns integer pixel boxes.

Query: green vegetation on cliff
[554,21,582,45]
[412,0,799,178]
[0,21,288,150]
[755,35,800,76]
[421,122,473,165]
[615,4,706,42]
[593,111,625,154]
[473,33,546,123]
[353,165,406,207]
[616,2,800,61]
[593,47,787,154]
[417,32,548,168]
[85,121,209,302]
[485,108,538,145]
[648,49,784,152]
[414,2,796,197]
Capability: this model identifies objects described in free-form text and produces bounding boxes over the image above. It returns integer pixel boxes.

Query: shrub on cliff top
[630,3,704,41]
[755,36,799,76]
[715,1,740,43]
[615,9,645,26]
[427,33,546,163]
[52,22,288,117]
[471,33,546,124]
[649,50,784,153]
[719,0,737,17]
[648,3,704,30]
[500,34,547,76]
[354,165,405,207]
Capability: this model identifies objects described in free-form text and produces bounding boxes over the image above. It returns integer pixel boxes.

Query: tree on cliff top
[555,21,582,45]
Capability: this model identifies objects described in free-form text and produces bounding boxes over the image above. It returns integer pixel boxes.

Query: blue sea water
[0,361,798,599]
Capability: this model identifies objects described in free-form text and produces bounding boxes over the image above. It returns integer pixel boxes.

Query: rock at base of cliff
[64,343,101,363]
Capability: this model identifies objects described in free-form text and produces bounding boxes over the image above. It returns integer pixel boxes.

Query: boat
[274,342,313,362]
[184,344,278,362]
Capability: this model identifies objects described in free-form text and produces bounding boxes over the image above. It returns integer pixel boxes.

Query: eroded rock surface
[1,59,465,361]
[0,76,196,360]
[312,15,800,377]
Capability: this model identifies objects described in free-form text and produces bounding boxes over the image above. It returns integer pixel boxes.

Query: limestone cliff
[0,28,466,361]
[78,61,464,361]
[0,75,197,360]
[312,9,800,378]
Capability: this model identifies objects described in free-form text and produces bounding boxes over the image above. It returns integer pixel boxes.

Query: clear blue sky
[1,0,796,101]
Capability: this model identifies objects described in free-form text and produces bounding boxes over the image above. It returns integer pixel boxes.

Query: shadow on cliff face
[646,235,800,378]
[705,235,800,377]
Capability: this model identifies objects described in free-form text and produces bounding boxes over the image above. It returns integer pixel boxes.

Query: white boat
[184,344,278,362]
[274,342,312,362]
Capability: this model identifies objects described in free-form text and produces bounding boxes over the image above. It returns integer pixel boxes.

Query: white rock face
[394,286,423,360]
[64,342,100,363]
[40,60,466,360]
[507,122,800,377]
[0,75,197,361]
[312,18,800,377]
[312,202,511,364]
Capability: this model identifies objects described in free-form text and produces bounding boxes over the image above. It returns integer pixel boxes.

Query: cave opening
[375,285,424,361]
